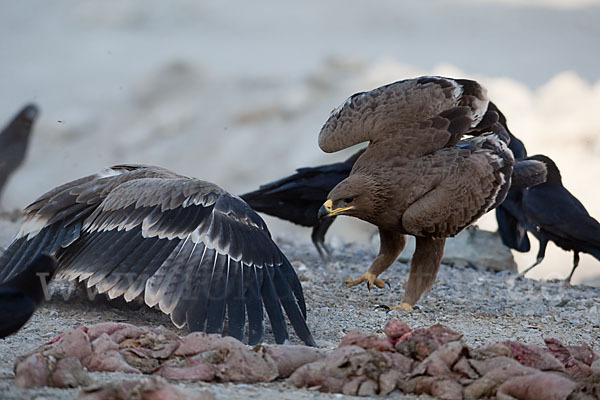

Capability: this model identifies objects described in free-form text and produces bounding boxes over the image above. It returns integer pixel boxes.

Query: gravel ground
[0,222,599,399]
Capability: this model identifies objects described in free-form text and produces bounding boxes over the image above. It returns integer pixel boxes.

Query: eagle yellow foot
[345,272,386,290]
[390,302,415,311]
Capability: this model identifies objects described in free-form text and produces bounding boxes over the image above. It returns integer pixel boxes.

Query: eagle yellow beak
[318,199,354,220]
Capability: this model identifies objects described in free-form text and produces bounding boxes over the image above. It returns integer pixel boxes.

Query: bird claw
[345,272,386,290]
[515,273,525,281]
[374,302,417,313]
[374,304,391,313]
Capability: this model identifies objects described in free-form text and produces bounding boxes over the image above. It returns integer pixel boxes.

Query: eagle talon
[345,272,386,289]
[374,302,416,312]
[374,304,392,313]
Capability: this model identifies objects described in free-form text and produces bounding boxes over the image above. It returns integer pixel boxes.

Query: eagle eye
[343,197,354,204]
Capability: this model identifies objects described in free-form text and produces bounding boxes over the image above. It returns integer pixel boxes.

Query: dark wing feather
[170,245,213,329]
[260,264,289,344]
[0,166,314,345]
[0,290,36,338]
[224,259,245,341]
[0,254,57,338]
[0,104,39,198]
[60,176,313,345]
[488,108,534,252]
[244,265,265,345]
[0,165,178,282]
[495,192,531,252]
[204,253,230,334]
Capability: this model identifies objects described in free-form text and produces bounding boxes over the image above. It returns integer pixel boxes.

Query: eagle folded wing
[318,77,490,157]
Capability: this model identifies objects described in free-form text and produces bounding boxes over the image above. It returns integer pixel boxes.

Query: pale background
[1,0,599,285]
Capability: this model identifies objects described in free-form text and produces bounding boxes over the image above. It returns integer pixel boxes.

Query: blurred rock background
[1,0,599,285]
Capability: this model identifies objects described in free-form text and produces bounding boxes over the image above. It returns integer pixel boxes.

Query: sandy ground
[0,216,599,398]
[1,1,600,286]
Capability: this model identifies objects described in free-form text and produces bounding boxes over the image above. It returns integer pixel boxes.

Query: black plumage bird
[0,104,40,200]
[507,155,600,283]
[0,254,57,339]
[241,150,363,260]
[493,102,532,253]
[0,165,315,346]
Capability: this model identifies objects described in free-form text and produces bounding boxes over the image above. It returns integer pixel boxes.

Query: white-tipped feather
[17,215,49,240]
[97,167,125,179]
[468,86,489,128]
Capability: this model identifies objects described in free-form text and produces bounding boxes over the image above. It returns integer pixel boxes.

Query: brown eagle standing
[317,76,541,310]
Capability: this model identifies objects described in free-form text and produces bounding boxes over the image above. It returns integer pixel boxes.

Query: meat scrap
[11,319,600,398]
[289,319,599,398]
[12,322,324,389]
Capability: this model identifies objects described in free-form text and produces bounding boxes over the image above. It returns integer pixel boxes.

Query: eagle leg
[345,230,406,291]
[400,236,445,307]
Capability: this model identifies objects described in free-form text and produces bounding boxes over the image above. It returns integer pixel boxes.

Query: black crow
[0,104,40,200]
[0,254,57,338]
[513,155,600,283]
[241,149,364,260]
[492,102,532,252]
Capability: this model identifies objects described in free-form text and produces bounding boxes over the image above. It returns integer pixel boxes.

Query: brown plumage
[317,77,537,310]
[0,165,315,346]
